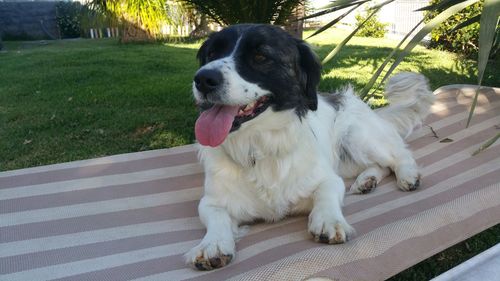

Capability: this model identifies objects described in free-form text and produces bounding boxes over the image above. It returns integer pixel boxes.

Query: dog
[185,24,434,270]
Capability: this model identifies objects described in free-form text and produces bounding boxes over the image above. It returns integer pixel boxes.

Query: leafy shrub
[425,0,486,58]
[56,1,83,38]
[355,9,388,38]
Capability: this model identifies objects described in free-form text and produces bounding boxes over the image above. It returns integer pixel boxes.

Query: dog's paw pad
[311,224,349,244]
[185,239,235,271]
[194,254,232,271]
[398,175,420,191]
[352,176,377,194]
[360,176,377,194]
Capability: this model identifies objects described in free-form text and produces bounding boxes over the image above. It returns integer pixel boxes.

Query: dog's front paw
[308,209,354,244]
[185,239,235,270]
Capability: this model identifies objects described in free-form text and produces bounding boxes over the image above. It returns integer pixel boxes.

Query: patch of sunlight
[164,42,201,50]
[149,131,189,149]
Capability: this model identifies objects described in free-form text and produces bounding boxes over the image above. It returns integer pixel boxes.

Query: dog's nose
[194,69,223,94]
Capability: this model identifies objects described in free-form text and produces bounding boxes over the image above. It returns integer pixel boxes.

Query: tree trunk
[190,14,211,38]
[120,22,154,43]
[284,3,305,39]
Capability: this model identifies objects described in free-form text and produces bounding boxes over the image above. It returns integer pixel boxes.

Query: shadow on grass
[312,43,498,93]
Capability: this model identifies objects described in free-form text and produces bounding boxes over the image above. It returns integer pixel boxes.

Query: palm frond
[322,0,395,64]
[360,18,425,100]
[466,0,500,127]
[306,4,361,39]
[367,0,479,98]
[415,0,467,11]
[449,14,481,32]
[299,0,369,21]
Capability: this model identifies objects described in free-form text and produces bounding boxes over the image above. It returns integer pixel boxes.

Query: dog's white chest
[237,153,323,220]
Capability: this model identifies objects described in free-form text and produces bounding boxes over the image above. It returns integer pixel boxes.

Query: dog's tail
[376,72,435,139]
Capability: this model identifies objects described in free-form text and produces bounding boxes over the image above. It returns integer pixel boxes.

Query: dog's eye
[208,51,216,60]
[254,53,267,63]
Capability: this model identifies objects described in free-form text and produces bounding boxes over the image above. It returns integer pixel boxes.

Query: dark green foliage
[354,8,388,38]
[425,0,496,58]
[180,0,302,25]
[56,1,83,38]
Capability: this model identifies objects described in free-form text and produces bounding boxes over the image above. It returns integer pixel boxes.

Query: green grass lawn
[1,39,200,170]
[0,29,499,280]
[1,30,498,171]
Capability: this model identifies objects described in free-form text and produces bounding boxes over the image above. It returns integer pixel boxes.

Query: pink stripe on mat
[0,201,199,242]
[0,85,499,281]
[0,151,198,189]
[0,173,204,213]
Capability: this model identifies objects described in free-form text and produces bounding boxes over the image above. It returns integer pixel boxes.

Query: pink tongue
[195,105,240,147]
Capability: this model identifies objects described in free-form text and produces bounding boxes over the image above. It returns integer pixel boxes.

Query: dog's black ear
[296,40,321,111]
[196,38,211,66]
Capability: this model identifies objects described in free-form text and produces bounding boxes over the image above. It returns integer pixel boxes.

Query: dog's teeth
[245,102,256,111]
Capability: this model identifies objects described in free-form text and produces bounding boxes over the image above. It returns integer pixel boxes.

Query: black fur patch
[325,92,344,110]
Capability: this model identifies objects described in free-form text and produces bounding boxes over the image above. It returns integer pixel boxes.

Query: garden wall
[0,2,59,40]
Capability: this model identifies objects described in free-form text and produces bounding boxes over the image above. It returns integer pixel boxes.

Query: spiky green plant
[305,0,500,153]
[179,0,303,25]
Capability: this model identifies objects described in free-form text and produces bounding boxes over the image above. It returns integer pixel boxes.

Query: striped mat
[1,85,499,281]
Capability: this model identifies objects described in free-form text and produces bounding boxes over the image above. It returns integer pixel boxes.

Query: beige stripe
[0,230,308,280]
[0,187,202,227]
[421,139,500,174]
[348,158,499,224]
[413,116,499,158]
[229,183,500,281]
[433,85,497,96]
[0,217,201,258]
[0,216,302,259]
[407,99,500,142]
[0,144,197,177]
[0,163,202,200]
[0,240,199,281]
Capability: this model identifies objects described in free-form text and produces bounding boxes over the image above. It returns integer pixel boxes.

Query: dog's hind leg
[350,165,391,194]
[371,145,420,192]
[393,155,421,191]
[356,137,420,192]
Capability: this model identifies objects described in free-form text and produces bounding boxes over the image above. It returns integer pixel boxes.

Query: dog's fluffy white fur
[185,25,434,270]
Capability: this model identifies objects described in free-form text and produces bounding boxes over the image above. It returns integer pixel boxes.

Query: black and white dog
[186,24,434,270]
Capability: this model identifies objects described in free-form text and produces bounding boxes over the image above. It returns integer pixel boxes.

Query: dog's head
[193,24,321,147]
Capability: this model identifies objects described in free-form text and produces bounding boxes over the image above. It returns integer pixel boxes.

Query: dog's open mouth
[195,96,270,147]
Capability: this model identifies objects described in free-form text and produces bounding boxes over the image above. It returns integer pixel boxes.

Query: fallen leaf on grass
[23,139,32,145]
